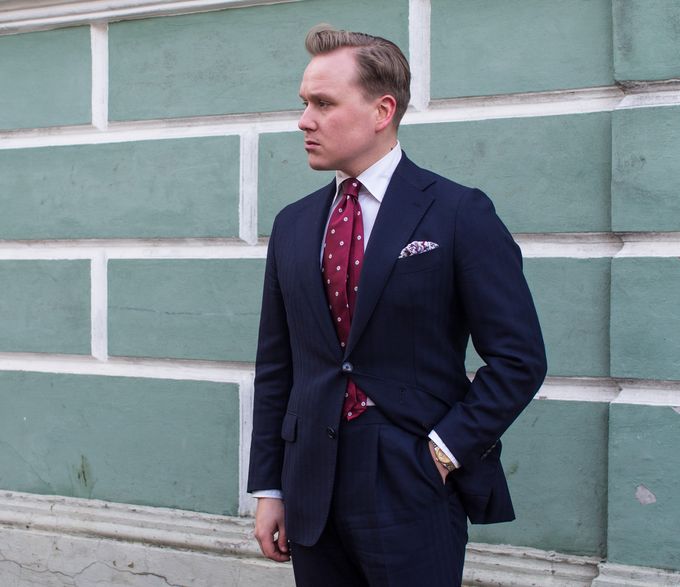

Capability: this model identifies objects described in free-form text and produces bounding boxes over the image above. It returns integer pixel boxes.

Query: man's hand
[254,497,290,562]
[428,441,450,484]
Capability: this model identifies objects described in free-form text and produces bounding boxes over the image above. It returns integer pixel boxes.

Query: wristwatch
[431,441,457,472]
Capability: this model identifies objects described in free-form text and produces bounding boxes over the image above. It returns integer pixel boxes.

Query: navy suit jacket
[247,153,547,547]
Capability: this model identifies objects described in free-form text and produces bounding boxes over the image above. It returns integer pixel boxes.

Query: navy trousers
[290,408,468,587]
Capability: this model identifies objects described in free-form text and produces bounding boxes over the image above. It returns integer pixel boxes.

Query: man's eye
[319,101,330,108]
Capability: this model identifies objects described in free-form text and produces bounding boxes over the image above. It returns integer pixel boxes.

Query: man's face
[298,48,383,177]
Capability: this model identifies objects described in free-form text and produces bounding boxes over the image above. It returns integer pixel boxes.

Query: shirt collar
[335,142,402,203]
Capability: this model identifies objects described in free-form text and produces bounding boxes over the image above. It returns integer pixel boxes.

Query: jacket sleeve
[434,188,547,467]
[246,217,294,493]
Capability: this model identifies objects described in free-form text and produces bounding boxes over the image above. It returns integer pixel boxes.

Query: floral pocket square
[398,241,439,258]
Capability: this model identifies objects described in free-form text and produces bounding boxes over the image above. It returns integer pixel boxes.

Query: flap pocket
[281,412,297,442]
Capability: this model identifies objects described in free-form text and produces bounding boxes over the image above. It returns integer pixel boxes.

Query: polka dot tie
[321,178,368,421]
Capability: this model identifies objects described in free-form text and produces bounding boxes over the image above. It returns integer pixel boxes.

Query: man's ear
[375,94,398,132]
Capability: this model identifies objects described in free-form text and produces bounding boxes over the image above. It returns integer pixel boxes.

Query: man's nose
[298,106,314,131]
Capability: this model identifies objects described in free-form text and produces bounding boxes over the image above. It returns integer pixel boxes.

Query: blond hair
[305,24,411,126]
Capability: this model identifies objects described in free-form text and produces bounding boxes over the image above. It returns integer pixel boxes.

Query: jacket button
[326,427,337,439]
[341,362,353,373]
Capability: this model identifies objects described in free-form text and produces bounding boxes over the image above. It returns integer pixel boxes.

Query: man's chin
[306,155,333,171]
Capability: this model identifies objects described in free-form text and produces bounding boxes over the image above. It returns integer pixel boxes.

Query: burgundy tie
[322,178,369,421]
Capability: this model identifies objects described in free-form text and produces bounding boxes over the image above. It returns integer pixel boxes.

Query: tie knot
[342,178,361,200]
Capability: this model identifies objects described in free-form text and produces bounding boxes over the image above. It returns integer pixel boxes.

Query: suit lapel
[345,156,435,357]
[295,180,343,358]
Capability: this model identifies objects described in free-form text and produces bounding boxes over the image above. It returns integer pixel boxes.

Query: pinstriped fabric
[292,409,467,587]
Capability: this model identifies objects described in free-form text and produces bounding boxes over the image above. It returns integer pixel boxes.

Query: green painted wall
[400,113,612,234]
[608,404,680,570]
[431,0,614,98]
[0,27,91,130]
[612,106,680,232]
[527,259,611,377]
[611,258,680,381]
[0,261,90,354]
[259,132,334,236]
[613,0,680,81]
[109,259,265,362]
[0,372,240,515]
[0,138,240,239]
[109,0,408,121]
[471,400,609,556]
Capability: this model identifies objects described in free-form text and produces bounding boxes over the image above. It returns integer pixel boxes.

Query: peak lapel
[295,180,343,359]
[345,157,435,356]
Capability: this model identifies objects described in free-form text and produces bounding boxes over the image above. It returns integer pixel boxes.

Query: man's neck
[340,138,399,178]
[335,141,402,201]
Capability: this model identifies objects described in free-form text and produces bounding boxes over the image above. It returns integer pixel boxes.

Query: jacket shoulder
[396,155,506,235]
[396,153,477,199]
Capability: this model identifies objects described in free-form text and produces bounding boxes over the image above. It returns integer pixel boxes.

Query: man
[248,25,547,587]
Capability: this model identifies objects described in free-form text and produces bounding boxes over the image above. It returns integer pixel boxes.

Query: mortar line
[239,132,259,245]
[90,251,108,360]
[4,84,680,151]
[408,0,431,111]
[90,23,109,131]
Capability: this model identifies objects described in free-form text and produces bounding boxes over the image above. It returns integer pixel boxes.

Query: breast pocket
[393,249,442,275]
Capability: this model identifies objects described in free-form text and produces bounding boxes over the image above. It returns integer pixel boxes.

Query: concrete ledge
[0,490,259,558]
[0,490,296,586]
[0,527,296,586]
[0,490,674,586]
[592,562,680,586]
[465,543,599,586]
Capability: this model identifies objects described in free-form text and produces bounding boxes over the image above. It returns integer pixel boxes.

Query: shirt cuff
[251,489,284,499]
[428,430,461,469]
